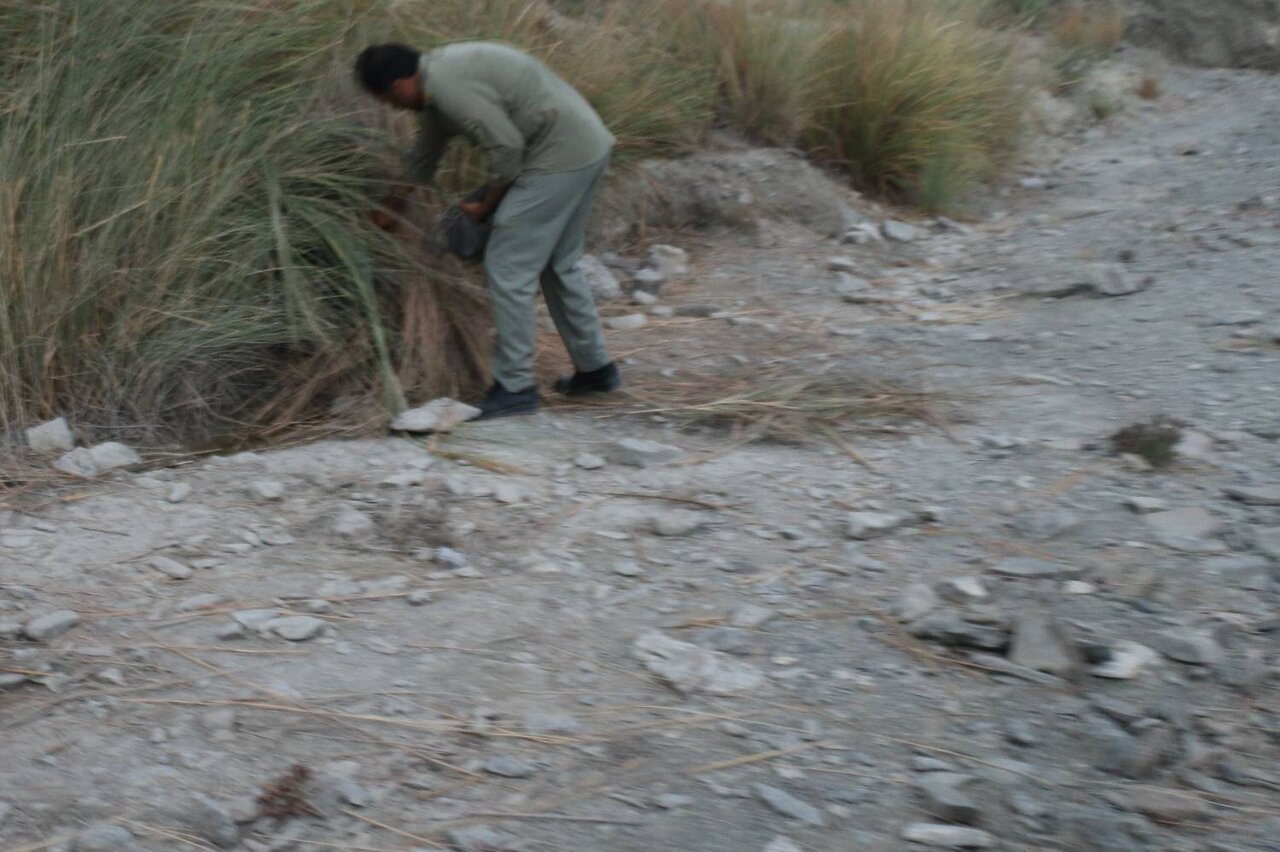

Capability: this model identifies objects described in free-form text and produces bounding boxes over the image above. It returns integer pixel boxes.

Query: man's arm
[433,85,524,220]
[371,106,452,230]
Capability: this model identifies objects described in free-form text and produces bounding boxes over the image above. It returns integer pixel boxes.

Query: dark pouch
[440,187,492,262]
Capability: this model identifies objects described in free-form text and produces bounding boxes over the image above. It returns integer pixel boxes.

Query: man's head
[354,43,425,110]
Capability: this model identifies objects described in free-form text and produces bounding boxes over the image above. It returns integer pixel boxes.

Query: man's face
[379,73,425,111]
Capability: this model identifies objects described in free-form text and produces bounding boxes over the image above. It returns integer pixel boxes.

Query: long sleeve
[402,105,453,185]
[432,85,525,186]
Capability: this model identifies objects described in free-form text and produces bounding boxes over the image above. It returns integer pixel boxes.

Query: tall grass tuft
[649,0,823,146]
[804,0,1024,211]
[1,1,501,444]
[1049,1,1125,86]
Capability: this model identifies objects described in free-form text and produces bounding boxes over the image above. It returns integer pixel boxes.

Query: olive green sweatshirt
[403,41,614,187]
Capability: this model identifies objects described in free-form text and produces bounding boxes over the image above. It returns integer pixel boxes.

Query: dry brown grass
[601,361,945,446]
[1136,74,1162,100]
[1050,2,1125,58]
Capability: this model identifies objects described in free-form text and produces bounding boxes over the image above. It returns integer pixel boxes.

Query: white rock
[231,609,279,630]
[23,610,80,642]
[1123,495,1169,514]
[842,222,884,244]
[990,557,1080,578]
[435,547,469,569]
[578,254,622,301]
[267,616,326,642]
[448,825,525,852]
[167,482,194,503]
[901,822,993,848]
[1224,485,1280,506]
[651,511,706,537]
[574,453,605,470]
[844,511,913,540]
[74,823,136,851]
[828,256,858,273]
[631,267,667,294]
[763,838,804,852]
[87,442,142,473]
[897,583,941,621]
[332,509,374,539]
[1009,611,1081,677]
[882,220,921,242]
[1063,580,1097,595]
[731,604,774,629]
[608,438,683,467]
[176,593,226,612]
[631,289,659,306]
[753,783,826,826]
[646,244,690,278]
[939,576,988,603]
[248,480,285,501]
[54,447,100,478]
[380,470,427,488]
[613,561,644,577]
[150,556,193,580]
[606,313,648,331]
[1091,641,1160,679]
[523,712,583,736]
[26,417,75,453]
[493,482,524,505]
[391,398,482,434]
[834,273,873,302]
[1153,627,1224,666]
[632,631,764,695]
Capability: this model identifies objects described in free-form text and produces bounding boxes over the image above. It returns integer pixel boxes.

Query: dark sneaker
[553,362,622,397]
[477,382,541,420]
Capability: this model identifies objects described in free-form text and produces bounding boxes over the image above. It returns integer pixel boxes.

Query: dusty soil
[2,61,1279,852]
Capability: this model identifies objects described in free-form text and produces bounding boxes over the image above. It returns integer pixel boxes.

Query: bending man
[355,41,622,419]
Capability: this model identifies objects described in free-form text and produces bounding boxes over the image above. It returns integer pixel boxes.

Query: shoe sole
[555,382,623,397]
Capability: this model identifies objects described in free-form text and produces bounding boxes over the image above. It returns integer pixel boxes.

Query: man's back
[423,41,614,177]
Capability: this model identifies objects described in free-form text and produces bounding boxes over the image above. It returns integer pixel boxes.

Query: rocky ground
[2,59,1279,852]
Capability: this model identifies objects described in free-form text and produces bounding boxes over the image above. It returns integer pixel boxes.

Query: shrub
[804,0,1024,210]
[0,0,490,444]
[1049,1,1125,87]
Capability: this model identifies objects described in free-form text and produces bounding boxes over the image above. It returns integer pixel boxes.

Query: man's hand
[460,184,511,221]
[369,185,412,231]
[368,208,398,232]
[460,200,492,221]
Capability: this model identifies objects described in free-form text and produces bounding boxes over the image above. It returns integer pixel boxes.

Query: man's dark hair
[354,43,422,94]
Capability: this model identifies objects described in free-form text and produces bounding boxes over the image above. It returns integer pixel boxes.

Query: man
[354,41,622,419]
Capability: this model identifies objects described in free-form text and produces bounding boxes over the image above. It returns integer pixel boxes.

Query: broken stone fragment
[753,783,826,826]
[23,610,81,642]
[915,772,980,824]
[26,417,75,454]
[645,244,690,278]
[900,822,994,848]
[1008,611,1083,678]
[608,437,683,467]
[632,631,764,695]
[579,254,622,301]
[390,398,481,434]
[844,511,914,540]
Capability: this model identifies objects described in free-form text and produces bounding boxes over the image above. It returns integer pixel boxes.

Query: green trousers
[485,154,612,392]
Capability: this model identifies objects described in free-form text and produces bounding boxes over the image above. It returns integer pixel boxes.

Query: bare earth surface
[2,64,1279,852]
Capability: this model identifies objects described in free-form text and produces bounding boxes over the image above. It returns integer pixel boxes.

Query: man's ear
[390,73,423,109]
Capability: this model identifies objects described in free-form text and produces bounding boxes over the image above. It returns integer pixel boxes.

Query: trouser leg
[484,172,579,391]
[539,155,612,373]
